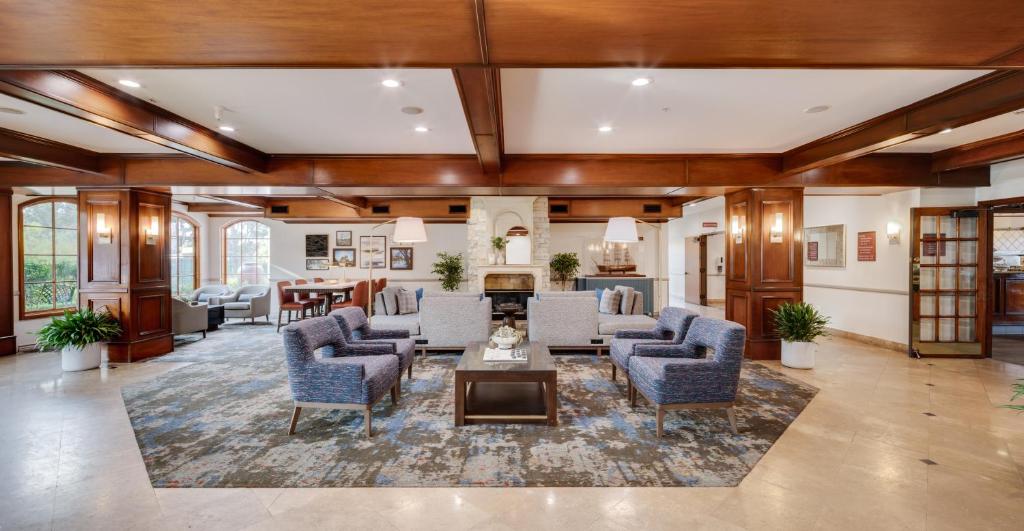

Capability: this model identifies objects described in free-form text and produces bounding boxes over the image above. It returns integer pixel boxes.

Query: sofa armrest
[614,329,662,339]
[364,328,411,339]
[633,343,703,359]
[344,342,396,356]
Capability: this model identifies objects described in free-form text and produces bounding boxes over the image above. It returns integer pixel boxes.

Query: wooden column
[0,189,15,355]
[78,188,173,362]
[725,188,803,360]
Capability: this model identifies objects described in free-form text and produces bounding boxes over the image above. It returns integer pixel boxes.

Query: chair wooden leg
[202,330,207,338]
[287,406,302,435]
[611,362,616,381]
[277,310,283,332]
[656,407,665,438]
[364,407,372,437]
[726,407,739,434]
[629,382,637,407]
[407,362,413,379]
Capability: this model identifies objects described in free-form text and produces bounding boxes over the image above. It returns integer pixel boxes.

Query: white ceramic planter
[61,343,102,371]
[781,340,816,369]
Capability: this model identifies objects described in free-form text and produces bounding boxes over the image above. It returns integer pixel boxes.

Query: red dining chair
[276,281,317,332]
[332,281,369,311]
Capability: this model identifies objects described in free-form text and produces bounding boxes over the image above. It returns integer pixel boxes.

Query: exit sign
[702,221,718,228]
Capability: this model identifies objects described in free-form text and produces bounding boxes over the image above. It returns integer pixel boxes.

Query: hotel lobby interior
[2,2,1024,529]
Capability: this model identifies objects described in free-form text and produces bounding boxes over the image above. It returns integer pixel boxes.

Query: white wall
[669,197,725,307]
[977,158,1024,203]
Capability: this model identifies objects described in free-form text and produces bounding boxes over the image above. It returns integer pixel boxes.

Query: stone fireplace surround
[479,266,546,320]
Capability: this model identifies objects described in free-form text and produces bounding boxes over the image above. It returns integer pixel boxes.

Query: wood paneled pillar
[725,188,803,360]
[78,188,173,362]
[0,188,15,355]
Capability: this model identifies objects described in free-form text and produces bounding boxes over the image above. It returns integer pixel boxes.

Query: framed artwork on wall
[390,247,413,270]
[804,224,846,267]
[360,235,386,268]
[305,258,330,270]
[305,234,329,257]
[335,230,352,247]
[333,248,355,267]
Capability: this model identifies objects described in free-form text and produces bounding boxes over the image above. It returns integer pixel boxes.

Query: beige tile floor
[3,313,1024,530]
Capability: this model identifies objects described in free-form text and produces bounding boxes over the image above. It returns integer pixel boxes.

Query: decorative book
[483,347,528,362]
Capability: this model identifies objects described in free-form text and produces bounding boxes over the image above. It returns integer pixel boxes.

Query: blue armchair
[282,316,401,437]
[627,316,746,437]
[329,307,416,380]
[609,307,698,384]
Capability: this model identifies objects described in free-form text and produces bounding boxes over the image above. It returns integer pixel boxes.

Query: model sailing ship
[593,242,638,275]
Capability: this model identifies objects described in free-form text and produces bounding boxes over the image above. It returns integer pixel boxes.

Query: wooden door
[698,235,708,306]
[910,207,988,358]
[684,237,701,305]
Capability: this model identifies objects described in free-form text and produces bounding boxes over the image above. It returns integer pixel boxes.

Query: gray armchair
[172,298,209,338]
[609,306,698,383]
[282,316,401,437]
[217,285,271,322]
[190,285,232,303]
[330,307,416,380]
[627,317,746,437]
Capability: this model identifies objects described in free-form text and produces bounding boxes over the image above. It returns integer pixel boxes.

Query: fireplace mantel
[476,264,547,293]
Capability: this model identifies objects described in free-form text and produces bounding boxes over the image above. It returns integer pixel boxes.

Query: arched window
[223,220,270,288]
[19,198,78,318]
[170,214,199,296]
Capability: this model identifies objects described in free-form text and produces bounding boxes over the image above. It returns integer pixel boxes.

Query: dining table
[283,280,360,315]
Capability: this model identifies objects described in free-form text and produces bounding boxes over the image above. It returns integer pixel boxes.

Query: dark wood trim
[0,189,15,354]
[17,196,80,321]
[0,71,269,173]
[783,71,1024,174]
[186,203,263,214]
[452,67,503,175]
[932,129,1024,172]
[0,127,113,175]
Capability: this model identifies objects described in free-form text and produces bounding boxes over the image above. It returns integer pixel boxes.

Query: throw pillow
[381,286,400,315]
[415,287,424,309]
[397,289,418,315]
[594,288,603,304]
[614,285,635,315]
[598,288,621,314]
[373,292,387,315]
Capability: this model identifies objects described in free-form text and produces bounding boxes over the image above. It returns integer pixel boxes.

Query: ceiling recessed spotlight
[118,79,141,89]
[0,107,25,115]
[804,105,831,114]
[218,125,236,133]
[598,125,613,133]
[939,127,953,134]
[631,77,652,87]
[381,79,402,88]
[401,106,424,115]
[414,126,429,133]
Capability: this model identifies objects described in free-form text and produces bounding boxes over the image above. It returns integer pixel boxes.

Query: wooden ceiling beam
[0,127,116,176]
[931,129,1024,172]
[198,195,267,209]
[185,202,262,214]
[0,71,269,173]
[318,194,368,209]
[453,67,503,175]
[783,71,1024,175]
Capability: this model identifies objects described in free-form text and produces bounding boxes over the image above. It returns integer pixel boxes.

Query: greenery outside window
[223,220,270,289]
[170,214,199,296]
[20,198,78,319]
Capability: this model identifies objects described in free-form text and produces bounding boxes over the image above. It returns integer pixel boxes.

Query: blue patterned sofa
[609,306,698,384]
[626,316,746,437]
[329,307,416,380]
[281,316,402,437]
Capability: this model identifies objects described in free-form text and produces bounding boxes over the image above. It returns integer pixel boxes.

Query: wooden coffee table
[455,341,558,426]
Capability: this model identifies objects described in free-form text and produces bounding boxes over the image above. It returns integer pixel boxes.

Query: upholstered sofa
[190,285,232,303]
[171,298,209,337]
[527,290,658,348]
[370,291,492,351]
[215,285,271,322]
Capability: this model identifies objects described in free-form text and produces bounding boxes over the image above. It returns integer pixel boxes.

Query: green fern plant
[431,252,466,292]
[1003,380,1024,411]
[771,302,829,343]
[36,308,122,351]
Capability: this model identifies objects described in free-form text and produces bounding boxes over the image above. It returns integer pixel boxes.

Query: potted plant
[36,308,122,372]
[771,302,829,369]
[431,252,466,292]
[550,252,581,291]
[490,236,508,265]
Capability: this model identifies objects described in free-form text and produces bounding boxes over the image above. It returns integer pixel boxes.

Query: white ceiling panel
[79,69,475,154]
[501,69,989,154]
[0,94,177,154]
[882,110,1024,153]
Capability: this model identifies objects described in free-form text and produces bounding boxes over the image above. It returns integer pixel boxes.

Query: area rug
[123,327,817,487]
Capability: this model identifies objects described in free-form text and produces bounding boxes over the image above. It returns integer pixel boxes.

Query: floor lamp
[604,217,661,312]
[367,217,428,317]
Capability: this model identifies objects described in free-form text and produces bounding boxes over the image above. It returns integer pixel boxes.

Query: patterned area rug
[123,326,817,487]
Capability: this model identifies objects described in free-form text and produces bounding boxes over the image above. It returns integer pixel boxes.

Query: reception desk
[994,271,1024,325]
[574,276,654,315]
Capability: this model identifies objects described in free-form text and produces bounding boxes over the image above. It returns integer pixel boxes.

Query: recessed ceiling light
[401,106,424,115]
[414,126,429,133]
[118,79,141,88]
[939,127,953,134]
[218,125,236,133]
[0,107,25,115]
[631,77,652,87]
[804,105,831,114]
[381,79,402,88]
[598,125,613,133]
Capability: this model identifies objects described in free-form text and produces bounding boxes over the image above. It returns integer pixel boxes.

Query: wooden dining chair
[276,281,317,332]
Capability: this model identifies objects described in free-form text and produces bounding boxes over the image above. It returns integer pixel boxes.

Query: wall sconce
[95,213,112,245]
[730,214,745,244]
[886,221,901,244]
[769,212,784,243]
[144,215,159,245]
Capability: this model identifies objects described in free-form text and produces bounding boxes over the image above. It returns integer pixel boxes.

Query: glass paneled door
[911,207,988,358]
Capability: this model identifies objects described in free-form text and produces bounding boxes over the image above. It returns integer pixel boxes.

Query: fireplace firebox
[483,273,535,321]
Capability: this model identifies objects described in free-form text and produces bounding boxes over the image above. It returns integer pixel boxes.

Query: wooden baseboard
[827,328,907,353]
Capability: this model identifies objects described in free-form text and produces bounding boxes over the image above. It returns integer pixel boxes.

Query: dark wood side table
[206,304,225,331]
[496,302,522,329]
[455,341,557,426]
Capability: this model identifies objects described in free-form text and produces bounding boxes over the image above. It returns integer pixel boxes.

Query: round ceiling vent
[401,106,424,115]
[0,107,25,115]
